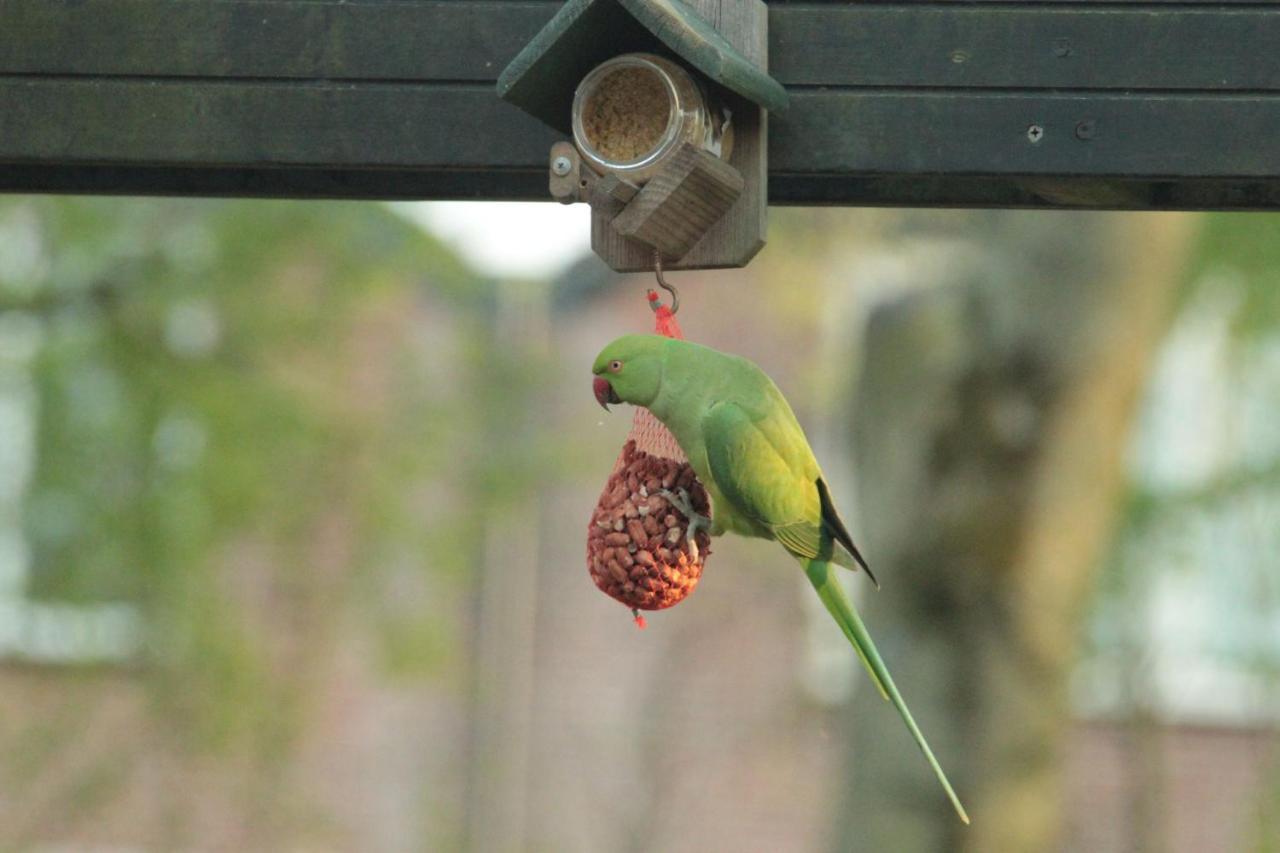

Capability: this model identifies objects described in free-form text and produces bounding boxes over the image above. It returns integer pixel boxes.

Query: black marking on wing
[817,477,879,588]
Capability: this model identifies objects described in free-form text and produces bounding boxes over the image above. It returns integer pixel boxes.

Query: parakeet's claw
[658,488,711,561]
[658,487,706,529]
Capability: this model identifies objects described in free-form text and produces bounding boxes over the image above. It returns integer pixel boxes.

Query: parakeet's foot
[658,488,712,561]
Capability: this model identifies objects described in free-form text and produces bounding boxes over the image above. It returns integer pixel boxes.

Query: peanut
[586,439,713,613]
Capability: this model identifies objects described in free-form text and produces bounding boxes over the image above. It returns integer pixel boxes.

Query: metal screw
[1026,124,1045,143]
[551,155,573,176]
[1075,119,1097,140]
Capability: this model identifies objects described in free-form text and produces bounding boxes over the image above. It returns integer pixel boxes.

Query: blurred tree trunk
[463,281,550,853]
[832,212,1198,852]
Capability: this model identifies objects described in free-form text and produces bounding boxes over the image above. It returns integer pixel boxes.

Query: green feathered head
[591,334,667,410]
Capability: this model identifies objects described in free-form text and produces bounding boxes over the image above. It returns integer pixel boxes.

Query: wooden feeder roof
[497,0,789,136]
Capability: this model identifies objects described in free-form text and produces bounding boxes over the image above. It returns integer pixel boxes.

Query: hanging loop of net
[586,281,713,622]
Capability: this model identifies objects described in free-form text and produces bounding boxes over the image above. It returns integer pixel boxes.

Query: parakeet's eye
[609,360,623,373]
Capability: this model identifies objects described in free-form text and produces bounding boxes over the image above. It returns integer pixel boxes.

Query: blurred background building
[0,198,1275,851]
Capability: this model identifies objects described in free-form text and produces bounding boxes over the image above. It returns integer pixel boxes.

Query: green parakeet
[592,334,969,824]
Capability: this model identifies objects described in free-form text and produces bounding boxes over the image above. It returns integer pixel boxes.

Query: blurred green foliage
[1086,213,1280,850]
[0,197,492,752]
[1099,213,1280,556]
[1185,213,1280,340]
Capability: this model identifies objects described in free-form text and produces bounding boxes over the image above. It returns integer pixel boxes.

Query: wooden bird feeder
[497,0,788,272]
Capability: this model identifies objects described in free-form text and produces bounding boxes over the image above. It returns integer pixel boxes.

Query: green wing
[702,401,829,553]
[817,477,877,586]
[703,401,875,581]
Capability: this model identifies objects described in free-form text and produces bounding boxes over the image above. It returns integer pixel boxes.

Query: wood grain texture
[6,0,1280,208]
[778,91,1280,178]
[5,80,1280,183]
[589,173,641,212]
[0,1,547,83]
[609,143,744,260]
[8,1,1280,92]
[770,6,1280,89]
[0,78,557,168]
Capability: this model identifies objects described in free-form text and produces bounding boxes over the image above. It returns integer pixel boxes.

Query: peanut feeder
[586,438,711,615]
[585,275,712,626]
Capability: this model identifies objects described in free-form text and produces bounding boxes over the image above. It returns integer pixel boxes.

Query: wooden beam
[4,0,1280,209]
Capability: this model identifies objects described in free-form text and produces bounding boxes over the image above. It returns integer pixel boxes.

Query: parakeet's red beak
[593,376,620,410]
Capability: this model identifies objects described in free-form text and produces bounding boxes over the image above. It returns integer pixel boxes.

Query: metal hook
[652,249,679,314]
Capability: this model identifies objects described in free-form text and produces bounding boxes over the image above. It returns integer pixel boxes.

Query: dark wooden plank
[5,0,1280,208]
[0,80,558,168]
[6,1,1280,92]
[0,0,550,83]
[781,91,1280,178]
[7,165,1280,211]
[769,1,1280,4]
[5,78,1278,179]
[0,164,551,201]
[771,6,1280,90]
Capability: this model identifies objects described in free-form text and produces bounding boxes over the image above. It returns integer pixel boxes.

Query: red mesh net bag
[586,292,712,627]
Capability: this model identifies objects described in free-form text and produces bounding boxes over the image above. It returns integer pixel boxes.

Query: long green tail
[803,558,970,825]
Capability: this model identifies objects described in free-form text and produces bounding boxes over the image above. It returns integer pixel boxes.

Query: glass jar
[571,53,732,185]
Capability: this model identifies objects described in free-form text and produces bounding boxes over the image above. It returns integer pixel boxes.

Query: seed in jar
[582,66,672,163]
